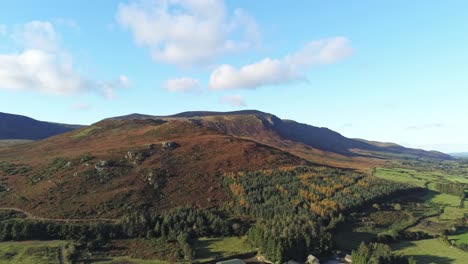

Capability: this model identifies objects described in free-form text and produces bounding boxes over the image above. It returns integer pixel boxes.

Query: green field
[0,240,62,264]
[94,256,169,264]
[193,236,256,262]
[374,168,428,187]
[0,237,256,264]
[374,167,468,186]
[336,164,467,256]
[0,239,176,264]
[375,166,468,213]
[449,228,468,246]
[392,239,468,264]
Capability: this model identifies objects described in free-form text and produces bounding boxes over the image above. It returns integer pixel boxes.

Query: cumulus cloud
[0,49,89,95]
[219,95,246,107]
[97,75,132,99]
[117,0,259,66]
[163,77,200,93]
[0,21,129,98]
[12,21,60,52]
[209,37,353,90]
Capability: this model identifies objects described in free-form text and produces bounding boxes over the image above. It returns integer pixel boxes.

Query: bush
[394,203,402,211]
[457,243,468,251]
[352,242,412,264]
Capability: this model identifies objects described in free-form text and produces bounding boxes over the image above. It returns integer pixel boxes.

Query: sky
[0,0,467,153]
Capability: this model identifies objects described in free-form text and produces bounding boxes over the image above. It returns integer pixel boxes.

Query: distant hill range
[0,112,82,140]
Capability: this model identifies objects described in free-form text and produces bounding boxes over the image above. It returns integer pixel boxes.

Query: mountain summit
[111,110,450,161]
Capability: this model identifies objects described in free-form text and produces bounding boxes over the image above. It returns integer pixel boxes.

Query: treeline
[0,219,122,242]
[377,230,432,243]
[0,207,240,244]
[119,207,246,261]
[0,208,242,262]
[435,182,466,197]
[247,216,332,263]
[120,207,244,240]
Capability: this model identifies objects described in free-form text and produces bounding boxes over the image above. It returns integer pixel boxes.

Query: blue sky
[0,0,467,152]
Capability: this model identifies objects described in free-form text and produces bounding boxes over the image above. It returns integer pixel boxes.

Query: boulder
[161,141,179,150]
[307,255,320,264]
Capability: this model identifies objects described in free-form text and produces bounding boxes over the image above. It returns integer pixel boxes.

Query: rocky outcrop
[161,141,179,150]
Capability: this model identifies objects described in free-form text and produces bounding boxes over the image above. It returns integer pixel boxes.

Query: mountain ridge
[108,110,450,160]
[0,112,83,140]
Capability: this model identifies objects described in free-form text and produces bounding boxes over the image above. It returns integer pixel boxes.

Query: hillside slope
[0,110,450,219]
[112,110,450,162]
[0,112,82,140]
[0,118,306,218]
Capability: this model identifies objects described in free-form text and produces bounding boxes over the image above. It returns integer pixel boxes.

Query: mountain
[0,117,306,218]
[111,110,450,161]
[450,152,468,158]
[0,110,450,219]
[0,112,82,140]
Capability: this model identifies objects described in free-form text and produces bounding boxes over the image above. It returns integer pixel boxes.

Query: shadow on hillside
[194,238,224,260]
[392,240,457,264]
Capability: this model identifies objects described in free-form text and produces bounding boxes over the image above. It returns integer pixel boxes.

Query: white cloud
[209,37,353,90]
[163,77,200,93]
[0,49,89,95]
[97,75,132,99]
[0,21,129,98]
[119,75,132,87]
[219,95,246,107]
[0,24,6,35]
[117,0,259,66]
[71,103,91,111]
[12,21,60,52]
[284,37,354,68]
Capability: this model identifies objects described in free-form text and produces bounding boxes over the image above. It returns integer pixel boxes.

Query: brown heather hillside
[112,110,449,169]
[0,110,450,219]
[0,118,305,219]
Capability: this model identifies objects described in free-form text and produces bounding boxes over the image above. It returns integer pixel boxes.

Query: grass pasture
[374,167,467,207]
[92,256,169,264]
[374,167,468,186]
[80,239,175,264]
[392,239,468,264]
[374,167,428,187]
[449,231,468,246]
[0,240,61,264]
[193,236,256,263]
